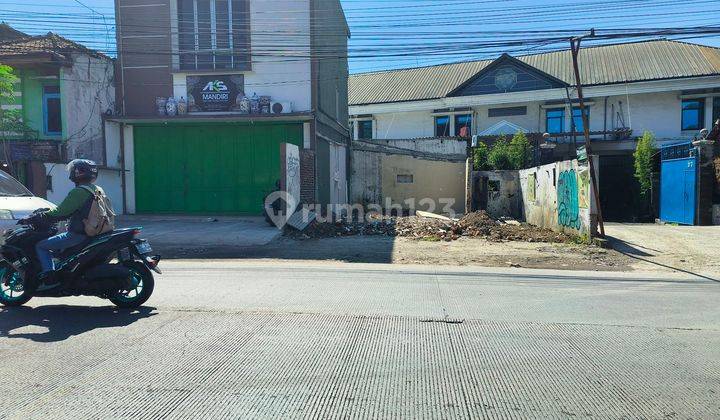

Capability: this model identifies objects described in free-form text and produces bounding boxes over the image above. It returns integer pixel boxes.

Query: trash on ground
[416,210,458,222]
[286,211,572,244]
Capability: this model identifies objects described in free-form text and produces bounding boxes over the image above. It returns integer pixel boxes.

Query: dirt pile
[287,219,396,239]
[289,211,572,244]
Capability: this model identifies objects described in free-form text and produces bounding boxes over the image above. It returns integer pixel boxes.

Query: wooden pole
[570,37,606,237]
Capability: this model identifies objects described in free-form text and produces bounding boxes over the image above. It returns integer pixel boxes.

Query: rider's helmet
[67,159,98,184]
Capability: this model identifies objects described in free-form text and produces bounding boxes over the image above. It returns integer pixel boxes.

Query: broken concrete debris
[286,211,572,243]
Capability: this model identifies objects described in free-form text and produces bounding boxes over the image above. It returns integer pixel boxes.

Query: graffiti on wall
[577,169,590,209]
[527,173,537,202]
[557,169,581,230]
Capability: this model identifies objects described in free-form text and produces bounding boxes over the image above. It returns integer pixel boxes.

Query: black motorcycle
[0,211,160,308]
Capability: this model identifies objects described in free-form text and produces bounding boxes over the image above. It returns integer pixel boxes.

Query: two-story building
[107,0,350,215]
[0,28,118,204]
[349,40,720,221]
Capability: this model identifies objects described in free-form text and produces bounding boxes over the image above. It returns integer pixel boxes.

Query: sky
[0,0,719,74]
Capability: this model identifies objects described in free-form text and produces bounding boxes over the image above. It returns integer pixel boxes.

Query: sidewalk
[605,222,720,278]
[116,215,281,256]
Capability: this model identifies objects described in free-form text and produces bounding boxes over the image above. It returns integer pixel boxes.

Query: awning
[104,112,314,125]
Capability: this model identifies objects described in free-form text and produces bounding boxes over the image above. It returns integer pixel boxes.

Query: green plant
[508,131,533,169]
[633,131,657,197]
[488,136,514,170]
[0,64,34,140]
[0,65,16,99]
[473,142,489,171]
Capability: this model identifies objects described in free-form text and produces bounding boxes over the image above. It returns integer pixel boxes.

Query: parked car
[0,171,56,240]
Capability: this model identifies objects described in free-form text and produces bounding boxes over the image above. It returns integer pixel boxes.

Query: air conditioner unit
[271,101,293,114]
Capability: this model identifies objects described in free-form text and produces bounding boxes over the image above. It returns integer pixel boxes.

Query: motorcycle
[0,210,160,308]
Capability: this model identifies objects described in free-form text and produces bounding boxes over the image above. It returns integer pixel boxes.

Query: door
[660,156,697,225]
[682,164,696,225]
[133,123,303,214]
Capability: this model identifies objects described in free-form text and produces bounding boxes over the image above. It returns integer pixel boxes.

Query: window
[357,120,373,140]
[488,106,527,117]
[546,108,564,134]
[572,107,589,133]
[454,114,472,137]
[396,174,414,184]
[435,115,450,137]
[713,97,720,125]
[42,85,61,136]
[682,99,705,131]
[178,0,250,71]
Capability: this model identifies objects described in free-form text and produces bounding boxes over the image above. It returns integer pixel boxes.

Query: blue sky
[1,0,718,74]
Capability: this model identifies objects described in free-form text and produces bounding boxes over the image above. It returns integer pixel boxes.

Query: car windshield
[0,172,33,197]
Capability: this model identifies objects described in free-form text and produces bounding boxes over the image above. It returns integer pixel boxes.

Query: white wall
[104,121,122,170]
[61,53,115,164]
[44,163,123,215]
[353,84,719,143]
[123,124,135,214]
[171,0,312,112]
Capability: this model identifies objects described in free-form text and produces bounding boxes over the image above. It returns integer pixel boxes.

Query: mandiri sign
[187,75,244,112]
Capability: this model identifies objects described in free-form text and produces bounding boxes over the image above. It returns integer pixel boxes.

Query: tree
[473,141,489,171]
[508,131,532,169]
[488,136,514,170]
[634,131,656,197]
[0,65,16,98]
[0,64,33,140]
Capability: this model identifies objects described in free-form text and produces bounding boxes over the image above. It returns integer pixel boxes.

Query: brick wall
[301,149,316,204]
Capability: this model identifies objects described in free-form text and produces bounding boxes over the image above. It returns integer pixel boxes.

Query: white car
[0,171,56,240]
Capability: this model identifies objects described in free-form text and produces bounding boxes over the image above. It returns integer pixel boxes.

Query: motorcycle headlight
[0,210,14,220]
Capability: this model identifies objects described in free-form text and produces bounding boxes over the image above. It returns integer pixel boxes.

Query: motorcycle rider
[33,159,104,283]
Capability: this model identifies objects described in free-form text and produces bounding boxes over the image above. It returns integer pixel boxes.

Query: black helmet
[67,159,98,184]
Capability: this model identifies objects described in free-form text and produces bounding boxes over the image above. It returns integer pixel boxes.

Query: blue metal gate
[660,142,697,225]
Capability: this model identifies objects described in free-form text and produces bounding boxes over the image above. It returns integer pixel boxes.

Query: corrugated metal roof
[349,40,720,106]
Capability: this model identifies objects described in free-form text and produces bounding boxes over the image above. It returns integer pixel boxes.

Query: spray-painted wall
[519,158,598,236]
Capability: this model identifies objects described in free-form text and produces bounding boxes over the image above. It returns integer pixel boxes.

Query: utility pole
[570,33,606,237]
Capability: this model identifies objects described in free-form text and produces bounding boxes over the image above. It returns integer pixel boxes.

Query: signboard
[187,75,244,112]
[576,146,587,162]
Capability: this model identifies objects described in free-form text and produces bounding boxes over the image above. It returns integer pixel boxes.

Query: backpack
[79,186,116,237]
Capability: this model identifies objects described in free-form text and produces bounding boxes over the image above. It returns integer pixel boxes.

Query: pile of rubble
[288,211,572,244]
[395,211,570,243]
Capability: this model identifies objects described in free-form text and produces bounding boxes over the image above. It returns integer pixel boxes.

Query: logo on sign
[201,80,229,102]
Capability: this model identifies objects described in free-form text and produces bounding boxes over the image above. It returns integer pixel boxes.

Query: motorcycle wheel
[0,266,34,307]
[108,262,154,309]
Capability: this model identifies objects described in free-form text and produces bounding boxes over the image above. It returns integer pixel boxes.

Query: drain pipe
[603,96,608,141]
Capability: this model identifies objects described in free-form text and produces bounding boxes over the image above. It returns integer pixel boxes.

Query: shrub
[508,131,533,169]
[634,131,657,197]
[473,142,490,171]
[488,136,514,170]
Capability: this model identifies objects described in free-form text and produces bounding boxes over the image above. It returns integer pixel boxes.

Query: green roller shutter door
[133,122,303,214]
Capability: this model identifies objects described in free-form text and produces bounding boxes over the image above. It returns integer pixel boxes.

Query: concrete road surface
[0,262,718,419]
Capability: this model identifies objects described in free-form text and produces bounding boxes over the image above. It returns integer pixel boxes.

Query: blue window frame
[357,120,373,140]
[454,114,472,137]
[572,107,589,133]
[42,85,62,136]
[546,108,564,134]
[712,97,719,125]
[435,115,450,137]
[681,99,705,131]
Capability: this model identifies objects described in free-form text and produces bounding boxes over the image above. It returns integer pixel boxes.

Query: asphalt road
[0,261,718,419]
